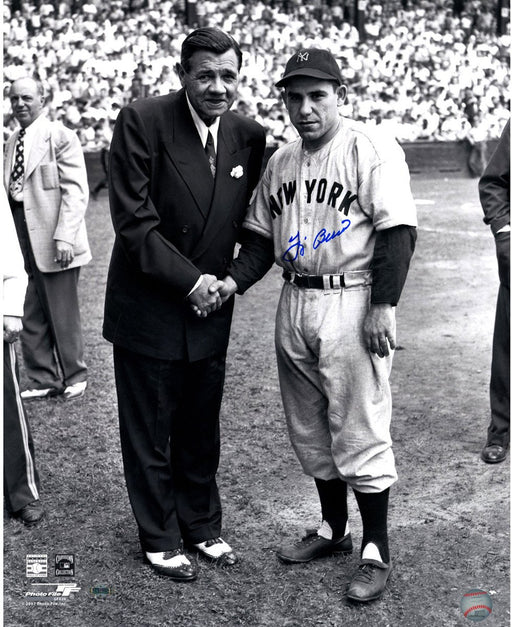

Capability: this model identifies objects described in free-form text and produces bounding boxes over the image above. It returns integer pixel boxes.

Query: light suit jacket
[1,186,27,317]
[4,115,91,273]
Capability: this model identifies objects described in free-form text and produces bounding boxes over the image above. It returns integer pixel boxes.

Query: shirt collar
[21,112,46,142]
[185,92,220,151]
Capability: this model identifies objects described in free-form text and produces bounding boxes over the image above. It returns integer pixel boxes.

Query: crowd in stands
[3,0,510,149]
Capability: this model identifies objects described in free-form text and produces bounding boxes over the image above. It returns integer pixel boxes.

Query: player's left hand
[363,303,396,358]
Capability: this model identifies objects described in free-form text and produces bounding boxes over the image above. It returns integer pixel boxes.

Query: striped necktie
[205,131,216,178]
[9,128,26,198]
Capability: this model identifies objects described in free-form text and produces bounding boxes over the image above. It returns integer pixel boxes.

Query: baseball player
[202,49,417,602]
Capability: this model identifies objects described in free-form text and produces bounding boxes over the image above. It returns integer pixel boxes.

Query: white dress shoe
[145,550,197,581]
[63,381,87,400]
[193,538,237,565]
[21,388,60,401]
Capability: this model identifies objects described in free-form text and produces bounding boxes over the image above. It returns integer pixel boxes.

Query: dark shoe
[346,558,392,602]
[192,538,237,566]
[144,550,197,581]
[276,530,353,564]
[14,500,44,526]
[481,444,508,464]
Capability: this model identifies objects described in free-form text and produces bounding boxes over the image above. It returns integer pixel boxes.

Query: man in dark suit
[103,28,267,581]
[480,119,510,464]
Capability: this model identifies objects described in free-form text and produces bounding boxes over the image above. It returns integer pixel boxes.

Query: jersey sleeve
[371,225,417,305]
[357,132,418,232]
[227,228,275,295]
[242,158,275,239]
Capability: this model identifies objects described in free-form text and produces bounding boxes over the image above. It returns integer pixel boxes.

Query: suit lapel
[191,116,252,259]
[25,119,50,181]
[161,92,214,219]
[4,134,16,189]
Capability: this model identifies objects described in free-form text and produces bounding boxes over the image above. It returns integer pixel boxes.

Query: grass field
[3,173,509,627]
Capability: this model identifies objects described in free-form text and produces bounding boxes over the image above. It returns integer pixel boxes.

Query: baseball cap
[275,49,343,88]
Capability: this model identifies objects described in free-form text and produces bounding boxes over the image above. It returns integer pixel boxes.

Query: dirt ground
[3,174,510,627]
[222,174,510,626]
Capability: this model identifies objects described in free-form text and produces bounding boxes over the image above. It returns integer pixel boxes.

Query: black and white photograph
[2,1,510,625]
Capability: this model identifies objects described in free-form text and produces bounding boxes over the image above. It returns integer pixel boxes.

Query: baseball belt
[282,270,345,289]
[282,270,373,290]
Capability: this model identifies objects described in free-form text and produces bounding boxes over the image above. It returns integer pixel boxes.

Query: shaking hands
[188,274,238,318]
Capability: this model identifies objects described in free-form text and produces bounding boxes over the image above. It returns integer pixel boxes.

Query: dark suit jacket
[103,89,266,361]
[479,119,510,235]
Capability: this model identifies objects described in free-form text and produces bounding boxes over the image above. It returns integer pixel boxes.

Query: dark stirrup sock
[353,487,390,564]
[314,477,348,539]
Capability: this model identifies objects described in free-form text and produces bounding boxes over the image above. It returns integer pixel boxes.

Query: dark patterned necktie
[205,131,216,178]
[9,128,26,198]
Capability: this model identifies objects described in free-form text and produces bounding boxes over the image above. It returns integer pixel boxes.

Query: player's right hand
[209,275,238,304]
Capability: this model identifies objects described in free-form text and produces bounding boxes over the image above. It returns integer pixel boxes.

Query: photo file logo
[26,583,81,598]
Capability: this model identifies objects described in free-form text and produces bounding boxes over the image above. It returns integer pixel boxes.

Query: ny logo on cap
[296,51,309,63]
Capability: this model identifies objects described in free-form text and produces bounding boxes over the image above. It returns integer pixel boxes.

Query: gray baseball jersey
[243,118,417,274]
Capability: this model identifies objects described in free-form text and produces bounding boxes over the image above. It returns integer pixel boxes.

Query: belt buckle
[331,275,343,290]
[323,274,343,294]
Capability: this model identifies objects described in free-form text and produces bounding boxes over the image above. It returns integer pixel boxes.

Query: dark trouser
[113,345,226,552]
[488,283,510,446]
[4,341,40,512]
[487,234,510,447]
[11,202,87,390]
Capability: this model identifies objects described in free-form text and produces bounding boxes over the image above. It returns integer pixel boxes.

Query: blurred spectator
[467,113,490,177]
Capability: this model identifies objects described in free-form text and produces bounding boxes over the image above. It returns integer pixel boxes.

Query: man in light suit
[103,28,269,581]
[4,77,91,401]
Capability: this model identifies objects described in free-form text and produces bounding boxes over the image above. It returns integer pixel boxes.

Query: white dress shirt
[9,113,47,202]
[186,93,220,151]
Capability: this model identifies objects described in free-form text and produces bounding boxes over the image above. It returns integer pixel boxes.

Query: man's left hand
[55,240,74,269]
[363,303,396,358]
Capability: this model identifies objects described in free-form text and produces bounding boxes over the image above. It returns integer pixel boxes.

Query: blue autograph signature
[282,219,351,262]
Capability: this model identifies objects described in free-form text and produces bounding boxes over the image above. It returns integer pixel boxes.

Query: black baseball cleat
[276,530,353,564]
[346,558,392,602]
